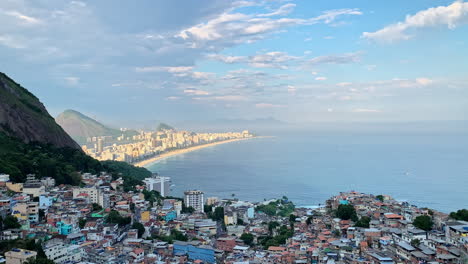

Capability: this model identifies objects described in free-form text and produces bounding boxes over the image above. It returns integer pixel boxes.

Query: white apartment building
[143,175,171,197]
[44,239,83,264]
[184,190,204,212]
[72,186,99,204]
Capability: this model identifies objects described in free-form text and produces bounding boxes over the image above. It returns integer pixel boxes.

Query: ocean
[147,131,468,212]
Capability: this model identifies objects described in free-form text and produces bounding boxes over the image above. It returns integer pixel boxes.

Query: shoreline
[133,136,262,168]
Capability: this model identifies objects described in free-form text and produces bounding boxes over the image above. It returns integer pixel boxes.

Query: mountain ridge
[56,109,138,145]
[0,72,80,149]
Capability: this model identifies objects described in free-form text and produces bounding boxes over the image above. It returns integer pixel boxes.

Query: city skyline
[1,0,468,125]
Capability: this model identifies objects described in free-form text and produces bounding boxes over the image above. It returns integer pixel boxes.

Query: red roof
[133,248,144,254]
[268,246,286,251]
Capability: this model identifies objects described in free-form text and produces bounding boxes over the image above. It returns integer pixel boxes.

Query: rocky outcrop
[0,72,80,149]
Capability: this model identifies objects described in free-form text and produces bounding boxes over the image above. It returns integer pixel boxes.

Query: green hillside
[0,73,150,188]
[0,73,80,149]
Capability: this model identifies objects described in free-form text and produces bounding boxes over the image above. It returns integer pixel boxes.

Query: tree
[25,258,55,264]
[212,207,224,221]
[38,209,45,222]
[92,203,102,212]
[267,221,280,234]
[78,218,87,229]
[411,239,421,247]
[306,216,313,226]
[132,222,145,238]
[376,195,384,202]
[413,215,433,231]
[355,216,371,228]
[204,204,213,213]
[449,209,468,221]
[181,205,195,214]
[289,214,297,223]
[3,215,21,229]
[335,204,358,221]
[240,233,254,245]
[106,210,131,227]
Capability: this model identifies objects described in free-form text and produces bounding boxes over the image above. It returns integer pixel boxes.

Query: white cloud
[0,35,25,49]
[287,85,296,93]
[337,82,352,87]
[207,51,299,69]
[165,96,180,100]
[212,95,248,101]
[4,11,42,25]
[315,76,327,81]
[255,103,285,108]
[363,1,468,42]
[135,66,194,73]
[416,77,434,86]
[308,52,361,65]
[64,76,79,85]
[352,108,381,113]
[184,89,211,95]
[177,7,361,49]
[258,3,296,17]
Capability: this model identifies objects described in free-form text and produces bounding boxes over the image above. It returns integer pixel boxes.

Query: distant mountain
[0,72,151,186]
[156,122,175,131]
[173,117,291,133]
[56,109,138,145]
[0,73,79,149]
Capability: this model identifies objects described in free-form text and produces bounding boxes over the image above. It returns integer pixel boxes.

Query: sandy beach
[133,137,257,168]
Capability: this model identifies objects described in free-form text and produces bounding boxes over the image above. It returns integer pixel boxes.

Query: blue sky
[1,0,467,125]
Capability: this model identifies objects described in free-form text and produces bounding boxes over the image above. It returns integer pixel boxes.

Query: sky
[1,0,467,125]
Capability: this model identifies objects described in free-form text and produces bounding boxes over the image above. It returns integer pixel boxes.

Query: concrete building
[184,190,204,212]
[72,186,99,204]
[173,241,215,263]
[5,249,37,264]
[43,239,83,264]
[143,175,171,197]
[22,175,45,197]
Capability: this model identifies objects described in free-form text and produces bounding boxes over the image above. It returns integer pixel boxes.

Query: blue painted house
[173,241,215,263]
[56,221,72,235]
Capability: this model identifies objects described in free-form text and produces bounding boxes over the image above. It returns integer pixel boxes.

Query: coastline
[133,137,261,168]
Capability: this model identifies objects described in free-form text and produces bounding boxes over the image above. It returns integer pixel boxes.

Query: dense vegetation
[354,216,371,228]
[0,131,151,189]
[101,160,151,191]
[204,205,225,221]
[256,197,295,217]
[106,210,131,227]
[152,229,188,243]
[335,204,358,221]
[449,209,468,221]
[1,215,21,230]
[259,223,294,249]
[240,233,254,245]
[413,215,433,231]
[0,239,53,264]
[0,132,101,184]
[156,122,175,131]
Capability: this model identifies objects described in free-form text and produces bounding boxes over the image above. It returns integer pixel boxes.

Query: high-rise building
[184,190,204,212]
[97,138,103,153]
[143,175,171,197]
